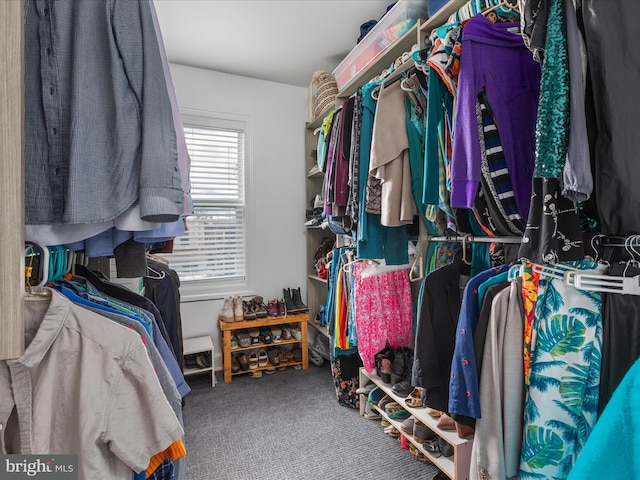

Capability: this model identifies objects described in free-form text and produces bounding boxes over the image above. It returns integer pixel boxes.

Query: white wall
[169,63,309,371]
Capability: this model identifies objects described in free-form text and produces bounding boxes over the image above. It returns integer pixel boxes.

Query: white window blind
[168,120,246,284]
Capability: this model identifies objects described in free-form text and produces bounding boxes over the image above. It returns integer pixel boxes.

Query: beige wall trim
[0,0,25,360]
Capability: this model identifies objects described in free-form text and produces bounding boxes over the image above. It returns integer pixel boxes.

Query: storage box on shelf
[359,368,473,480]
[219,314,309,383]
[333,0,428,94]
[183,335,216,387]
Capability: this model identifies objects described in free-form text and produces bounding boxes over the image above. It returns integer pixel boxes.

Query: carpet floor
[182,364,439,479]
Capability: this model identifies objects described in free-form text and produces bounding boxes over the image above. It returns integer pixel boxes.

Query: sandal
[258,349,268,367]
[248,351,259,370]
[404,387,424,408]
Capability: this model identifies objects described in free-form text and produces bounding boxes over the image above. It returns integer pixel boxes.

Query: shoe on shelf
[291,326,302,341]
[277,298,286,316]
[363,401,381,420]
[291,287,309,314]
[266,300,279,317]
[258,349,269,367]
[259,328,272,344]
[404,387,424,408]
[248,328,260,345]
[253,297,268,318]
[233,295,243,322]
[237,332,251,348]
[283,288,300,315]
[195,352,211,369]
[413,420,434,444]
[218,296,234,323]
[184,354,197,369]
[400,416,415,436]
[243,300,257,320]
[230,335,239,350]
[392,380,413,396]
[281,326,292,340]
[356,381,375,395]
[248,351,259,370]
[267,347,280,366]
[237,353,249,371]
[231,355,240,373]
[271,327,282,343]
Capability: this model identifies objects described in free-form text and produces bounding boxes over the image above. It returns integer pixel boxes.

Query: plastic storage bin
[428,0,450,16]
[332,0,429,91]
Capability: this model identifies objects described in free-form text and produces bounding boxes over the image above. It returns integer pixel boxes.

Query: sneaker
[277,298,286,316]
[266,300,278,317]
[252,297,268,318]
[243,300,257,320]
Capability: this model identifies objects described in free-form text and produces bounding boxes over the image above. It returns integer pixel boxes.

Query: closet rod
[428,235,522,244]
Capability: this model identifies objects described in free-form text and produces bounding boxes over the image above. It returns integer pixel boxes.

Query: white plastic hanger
[570,236,640,295]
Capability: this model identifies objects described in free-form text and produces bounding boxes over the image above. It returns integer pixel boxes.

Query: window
[167,114,247,291]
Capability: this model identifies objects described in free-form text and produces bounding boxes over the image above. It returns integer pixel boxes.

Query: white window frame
[172,108,255,302]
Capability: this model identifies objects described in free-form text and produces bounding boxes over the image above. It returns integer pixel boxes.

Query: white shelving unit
[360,368,473,480]
[183,335,216,387]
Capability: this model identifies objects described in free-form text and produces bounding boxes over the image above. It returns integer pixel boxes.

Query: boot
[283,288,300,314]
[276,298,286,316]
[291,287,309,314]
[218,296,234,323]
[233,295,243,322]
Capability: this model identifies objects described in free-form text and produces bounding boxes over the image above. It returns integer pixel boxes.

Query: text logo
[1,455,77,479]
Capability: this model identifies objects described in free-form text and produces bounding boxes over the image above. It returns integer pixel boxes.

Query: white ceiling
[153,0,395,88]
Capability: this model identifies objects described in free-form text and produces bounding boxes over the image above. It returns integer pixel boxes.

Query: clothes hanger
[146,265,166,280]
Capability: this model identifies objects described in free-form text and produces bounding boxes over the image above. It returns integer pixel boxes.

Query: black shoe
[283,288,300,314]
[392,380,413,396]
[291,287,309,314]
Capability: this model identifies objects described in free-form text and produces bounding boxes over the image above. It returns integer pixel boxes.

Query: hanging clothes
[566,355,640,480]
[353,262,413,372]
[369,80,417,227]
[24,0,184,226]
[451,14,540,221]
[470,279,525,480]
[1,289,184,480]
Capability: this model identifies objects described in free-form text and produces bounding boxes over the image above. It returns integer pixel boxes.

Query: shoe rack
[359,368,473,480]
[183,335,216,387]
[219,313,309,383]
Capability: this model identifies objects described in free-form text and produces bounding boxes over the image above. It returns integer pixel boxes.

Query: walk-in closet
[2,1,640,479]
